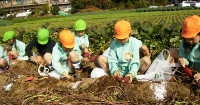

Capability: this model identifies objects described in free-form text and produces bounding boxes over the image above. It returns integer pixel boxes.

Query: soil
[0,60,199,105]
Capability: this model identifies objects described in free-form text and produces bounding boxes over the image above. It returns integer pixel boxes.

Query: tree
[126,0,134,9]
[51,6,61,15]
[70,0,86,12]
[155,0,169,5]
[0,8,6,17]
[42,3,50,15]
[100,0,114,9]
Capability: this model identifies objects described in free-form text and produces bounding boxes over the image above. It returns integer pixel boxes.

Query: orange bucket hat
[59,30,75,48]
[114,20,132,39]
[181,15,200,38]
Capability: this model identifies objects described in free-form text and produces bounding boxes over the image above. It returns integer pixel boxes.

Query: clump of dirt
[7,60,37,76]
[0,60,200,104]
[0,75,9,89]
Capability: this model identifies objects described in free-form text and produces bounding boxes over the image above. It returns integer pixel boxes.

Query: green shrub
[31,9,40,16]
[6,14,15,20]
[0,8,6,17]
[41,4,50,15]
[70,0,86,12]
[133,20,181,59]
[51,6,61,15]
[126,0,134,9]
[134,1,148,9]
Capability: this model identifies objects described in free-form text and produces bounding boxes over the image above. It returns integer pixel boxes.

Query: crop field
[0,9,200,35]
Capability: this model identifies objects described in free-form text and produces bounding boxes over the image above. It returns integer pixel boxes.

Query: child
[74,19,92,61]
[0,45,9,71]
[97,20,151,83]
[3,31,26,60]
[169,15,200,85]
[98,46,151,73]
[25,28,55,69]
[51,30,82,80]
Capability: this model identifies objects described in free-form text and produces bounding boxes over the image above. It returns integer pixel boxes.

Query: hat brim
[75,28,86,31]
[181,32,198,38]
[38,39,48,45]
[3,38,9,42]
[63,43,75,49]
[115,34,129,39]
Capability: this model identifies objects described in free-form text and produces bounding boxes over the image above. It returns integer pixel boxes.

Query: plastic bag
[48,70,63,79]
[37,64,65,79]
[90,67,107,78]
[136,49,175,81]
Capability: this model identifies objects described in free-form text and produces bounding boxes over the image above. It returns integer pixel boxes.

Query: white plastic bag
[48,70,64,79]
[136,49,174,81]
[90,67,107,78]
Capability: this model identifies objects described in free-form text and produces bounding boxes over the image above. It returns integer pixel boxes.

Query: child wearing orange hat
[98,45,151,75]
[169,15,200,86]
[51,30,82,80]
[97,20,151,83]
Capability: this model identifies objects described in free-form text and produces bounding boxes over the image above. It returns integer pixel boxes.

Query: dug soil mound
[79,5,101,13]
[0,60,199,105]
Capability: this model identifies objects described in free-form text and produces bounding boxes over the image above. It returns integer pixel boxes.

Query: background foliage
[0,8,6,17]
[70,0,170,12]
[51,6,61,15]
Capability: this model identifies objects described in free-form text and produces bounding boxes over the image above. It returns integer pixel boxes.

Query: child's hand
[194,73,200,82]
[82,44,87,49]
[82,57,89,62]
[124,74,133,83]
[31,56,42,64]
[178,57,186,67]
[9,51,19,59]
[4,46,10,52]
[113,70,120,77]
[83,47,89,54]
[62,72,74,80]
[35,59,42,64]
[112,70,123,82]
